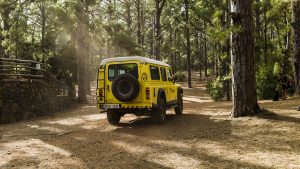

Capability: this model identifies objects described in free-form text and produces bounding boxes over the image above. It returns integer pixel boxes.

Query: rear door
[160,67,170,102]
[105,62,140,103]
[166,68,177,101]
[97,66,105,104]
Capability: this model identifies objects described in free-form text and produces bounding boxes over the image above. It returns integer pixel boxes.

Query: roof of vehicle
[100,56,170,67]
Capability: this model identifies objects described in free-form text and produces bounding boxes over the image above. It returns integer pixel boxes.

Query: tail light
[99,90,104,101]
[145,87,150,100]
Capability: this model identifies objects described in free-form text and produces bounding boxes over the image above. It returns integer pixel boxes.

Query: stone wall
[0,80,74,124]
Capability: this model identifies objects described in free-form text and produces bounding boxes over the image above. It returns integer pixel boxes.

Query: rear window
[150,66,160,80]
[108,63,138,81]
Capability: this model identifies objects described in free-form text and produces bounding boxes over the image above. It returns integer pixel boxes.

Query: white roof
[100,56,170,67]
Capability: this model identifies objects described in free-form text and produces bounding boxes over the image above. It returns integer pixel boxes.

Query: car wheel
[175,91,183,115]
[107,110,122,125]
[154,98,166,123]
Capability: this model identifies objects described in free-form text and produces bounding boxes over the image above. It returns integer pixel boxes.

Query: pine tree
[231,0,260,117]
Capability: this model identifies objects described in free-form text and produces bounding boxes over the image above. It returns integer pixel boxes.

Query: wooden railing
[0,58,69,96]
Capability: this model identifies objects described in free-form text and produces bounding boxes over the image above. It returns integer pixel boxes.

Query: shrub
[207,77,223,101]
[273,62,281,76]
[256,66,277,99]
[175,72,187,82]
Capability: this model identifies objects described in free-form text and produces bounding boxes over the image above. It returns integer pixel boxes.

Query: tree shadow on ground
[257,109,300,124]
[1,105,298,169]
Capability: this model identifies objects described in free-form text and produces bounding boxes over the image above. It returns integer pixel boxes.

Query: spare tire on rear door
[112,73,140,102]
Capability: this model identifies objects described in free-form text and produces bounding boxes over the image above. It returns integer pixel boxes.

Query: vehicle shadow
[114,113,233,142]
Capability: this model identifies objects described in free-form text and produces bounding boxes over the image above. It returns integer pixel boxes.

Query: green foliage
[112,32,142,56]
[273,62,281,76]
[175,72,187,82]
[0,0,298,97]
[207,77,223,101]
[256,66,277,99]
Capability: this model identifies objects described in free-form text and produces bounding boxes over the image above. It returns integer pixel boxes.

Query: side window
[160,67,167,81]
[167,68,173,81]
[150,66,160,80]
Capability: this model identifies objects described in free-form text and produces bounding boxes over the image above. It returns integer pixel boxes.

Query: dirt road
[1,82,300,169]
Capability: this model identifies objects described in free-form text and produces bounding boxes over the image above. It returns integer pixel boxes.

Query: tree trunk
[0,4,11,58]
[136,0,142,44]
[282,11,291,74]
[154,0,166,61]
[40,1,46,56]
[204,21,208,77]
[255,0,261,66]
[169,25,175,70]
[141,0,145,46]
[184,0,192,88]
[263,0,268,64]
[76,2,89,103]
[124,0,132,30]
[150,15,155,57]
[292,0,300,95]
[196,31,202,80]
[231,0,259,117]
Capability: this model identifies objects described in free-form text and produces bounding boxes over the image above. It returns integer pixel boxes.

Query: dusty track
[1,82,300,169]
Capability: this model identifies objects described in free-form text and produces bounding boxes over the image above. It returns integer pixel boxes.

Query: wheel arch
[157,88,166,102]
[177,87,183,95]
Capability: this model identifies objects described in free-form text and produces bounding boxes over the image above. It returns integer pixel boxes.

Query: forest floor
[1,82,300,169]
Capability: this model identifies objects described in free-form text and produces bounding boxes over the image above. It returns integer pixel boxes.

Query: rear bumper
[98,103,152,110]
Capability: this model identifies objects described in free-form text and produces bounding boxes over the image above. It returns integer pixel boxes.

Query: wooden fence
[0,58,69,96]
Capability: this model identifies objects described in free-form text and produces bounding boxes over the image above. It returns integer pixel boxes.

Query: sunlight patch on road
[112,140,201,168]
[48,117,86,126]
[194,140,300,168]
[81,105,97,109]
[0,139,87,168]
[26,124,65,133]
[150,152,201,169]
[113,140,147,154]
[183,96,213,103]
[47,114,106,126]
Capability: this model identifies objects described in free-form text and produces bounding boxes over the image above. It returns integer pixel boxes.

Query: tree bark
[204,21,208,77]
[124,0,132,30]
[184,0,192,88]
[255,0,261,66]
[196,31,202,80]
[231,0,259,117]
[154,0,166,61]
[263,0,269,64]
[136,0,142,44]
[38,1,46,56]
[0,3,11,58]
[282,11,291,74]
[292,0,300,95]
[76,1,89,103]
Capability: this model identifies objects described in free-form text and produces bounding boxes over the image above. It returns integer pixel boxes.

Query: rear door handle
[107,85,110,92]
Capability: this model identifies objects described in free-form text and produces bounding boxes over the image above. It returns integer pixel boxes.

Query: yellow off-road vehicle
[96,56,183,125]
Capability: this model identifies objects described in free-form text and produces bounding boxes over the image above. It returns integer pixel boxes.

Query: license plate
[101,104,120,109]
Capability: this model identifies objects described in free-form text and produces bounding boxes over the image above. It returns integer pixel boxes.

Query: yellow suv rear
[96,56,183,125]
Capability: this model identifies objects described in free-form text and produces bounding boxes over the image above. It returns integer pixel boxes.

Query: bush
[273,62,281,76]
[207,77,223,101]
[256,66,277,99]
[175,72,187,82]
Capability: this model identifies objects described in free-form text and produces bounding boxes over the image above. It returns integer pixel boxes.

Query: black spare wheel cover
[112,73,140,102]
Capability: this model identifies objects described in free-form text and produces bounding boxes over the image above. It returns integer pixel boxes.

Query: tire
[112,73,140,102]
[154,98,166,123]
[175,90,183,115]
[107,110,122,125]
